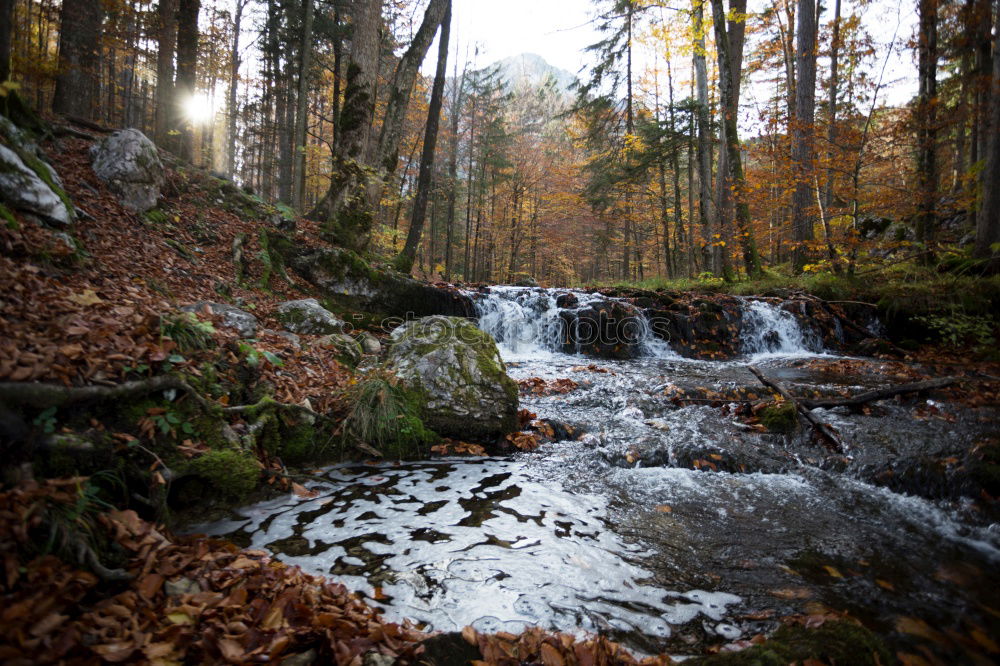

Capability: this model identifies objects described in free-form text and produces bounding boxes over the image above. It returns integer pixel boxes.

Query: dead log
[800,376,959,409]
[747,365,846,454]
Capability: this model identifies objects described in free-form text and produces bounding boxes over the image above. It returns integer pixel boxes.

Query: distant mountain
[494,53,578,95]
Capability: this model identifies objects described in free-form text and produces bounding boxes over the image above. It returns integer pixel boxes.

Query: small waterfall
[472,286,674,359]
[740,299,822,356]
[474,287,566,358]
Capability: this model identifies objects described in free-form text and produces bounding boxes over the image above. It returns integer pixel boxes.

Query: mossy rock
[689,621,894,665]
[314,333,363,368]
[760,402,797,434]
[275,298,345,335]
[183,448,259,500]
[384,316,518,442]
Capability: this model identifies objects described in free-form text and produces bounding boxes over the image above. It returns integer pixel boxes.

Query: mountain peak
[494,53,577,94]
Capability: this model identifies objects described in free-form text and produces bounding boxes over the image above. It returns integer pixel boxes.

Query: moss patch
[689,621,894,665]
[184,448,259,500]
[0,200,19,229]
[760,402,797,434]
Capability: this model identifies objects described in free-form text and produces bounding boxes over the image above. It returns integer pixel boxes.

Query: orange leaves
[506,431,542,452]
[518,377,579,395]
[431,439,489,457]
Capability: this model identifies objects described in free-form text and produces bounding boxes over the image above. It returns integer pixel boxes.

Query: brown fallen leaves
[0,478,430,665]
[459,624,673,666]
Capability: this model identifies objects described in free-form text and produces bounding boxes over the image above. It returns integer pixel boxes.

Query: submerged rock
[89,128,165,212]
[385,316,518,441]
[275,298,344,335]
[180,301,258,338]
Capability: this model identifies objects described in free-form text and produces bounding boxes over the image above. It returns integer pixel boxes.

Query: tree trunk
[711,0,762,278]
[316,0,449,253]
[310,0,383,248]
[52,0,106,119]
[790,0,817,273]
[973,0,1000,271]
[0,0,14,82]
[915,0,939,259]
[825,0,841,209]
[226,0,247,177]
[396,1,451,274]
[370,0,451,178]
[692,0,713,274]
[293,0,315,209]
[175,0,200,162]
[713,0,746,280]
[444,54,465,282]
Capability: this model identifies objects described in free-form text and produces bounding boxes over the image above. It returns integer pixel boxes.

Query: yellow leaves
[0,80,20,97]
[166,611,194,625]
[68,289,104,306]
[823,565,843,578]
[654,504,672,513]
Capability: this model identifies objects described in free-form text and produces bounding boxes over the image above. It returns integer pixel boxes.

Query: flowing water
[192,287,1000,659]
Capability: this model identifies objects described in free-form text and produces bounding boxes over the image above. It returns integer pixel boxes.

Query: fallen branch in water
[799,376,959,410]
[747,365,846,454]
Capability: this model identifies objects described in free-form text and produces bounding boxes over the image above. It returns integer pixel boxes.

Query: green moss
[185,448,259,499]
[689,621,894,665]
[760,402,798,433]
[0,201,18,229]
[144,208,169,225]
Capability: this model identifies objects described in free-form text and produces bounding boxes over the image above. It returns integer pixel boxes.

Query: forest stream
[189,288,1000,660]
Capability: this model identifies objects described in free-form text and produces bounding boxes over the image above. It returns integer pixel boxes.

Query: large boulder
[180,302,258,338]
[275,298,345,335]
[90,128,165,212]
[385,316,518,441]
[276,242,474,320]
[0,117,74,225]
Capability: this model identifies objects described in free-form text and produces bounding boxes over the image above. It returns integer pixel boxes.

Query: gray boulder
[275,298,344,335]
[356,331,382,355]
[314,333,363,368]
[90,129,165,212]
[180,302,258,338]
[385,316,518,441]
[0,116,74,225]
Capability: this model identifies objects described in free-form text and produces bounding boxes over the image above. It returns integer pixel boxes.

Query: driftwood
[747,365,846,454]
[799,376,959,409]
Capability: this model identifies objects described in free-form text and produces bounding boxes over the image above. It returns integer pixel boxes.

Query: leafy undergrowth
[0,478,676,665]
[0,136,354,414]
